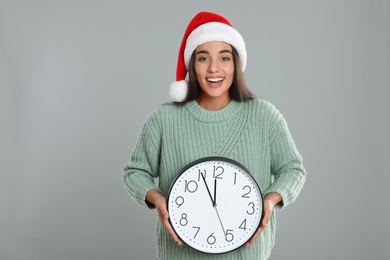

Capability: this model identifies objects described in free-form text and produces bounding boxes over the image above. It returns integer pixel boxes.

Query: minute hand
[201,173,215,206]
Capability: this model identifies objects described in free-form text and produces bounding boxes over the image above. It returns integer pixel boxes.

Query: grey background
[1,0,389,259]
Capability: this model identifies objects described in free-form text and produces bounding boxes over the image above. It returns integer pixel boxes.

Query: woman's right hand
[146,189,183,246]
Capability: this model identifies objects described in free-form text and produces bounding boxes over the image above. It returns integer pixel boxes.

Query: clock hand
[200,172,215,206]
[213,178,217,207]
[214,206,226,235]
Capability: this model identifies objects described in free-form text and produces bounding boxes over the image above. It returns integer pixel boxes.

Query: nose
[207,59,219,73]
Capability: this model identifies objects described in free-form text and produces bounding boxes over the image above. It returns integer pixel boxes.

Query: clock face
[168,157,263,254]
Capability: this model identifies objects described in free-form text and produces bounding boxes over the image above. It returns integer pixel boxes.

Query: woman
[123,11,306,260]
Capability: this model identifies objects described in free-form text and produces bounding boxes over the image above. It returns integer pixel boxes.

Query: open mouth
[207,78,224,83]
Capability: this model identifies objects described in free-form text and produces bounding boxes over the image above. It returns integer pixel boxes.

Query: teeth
[207,78,223,82]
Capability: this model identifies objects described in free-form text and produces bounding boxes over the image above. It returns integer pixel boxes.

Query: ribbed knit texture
[123,99,306,260]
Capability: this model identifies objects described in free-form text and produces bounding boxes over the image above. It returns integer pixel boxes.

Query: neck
[196,95,232,111]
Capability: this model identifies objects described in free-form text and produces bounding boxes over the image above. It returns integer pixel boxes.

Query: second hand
[213,179,225,234]
[214,206,226,235]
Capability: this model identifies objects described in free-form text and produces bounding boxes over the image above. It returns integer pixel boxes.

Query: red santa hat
[169,11,247,102]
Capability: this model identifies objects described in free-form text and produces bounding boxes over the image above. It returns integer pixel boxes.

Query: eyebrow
[195,49,233,55]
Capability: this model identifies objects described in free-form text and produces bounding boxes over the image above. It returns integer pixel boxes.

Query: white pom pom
[169,80,188,102]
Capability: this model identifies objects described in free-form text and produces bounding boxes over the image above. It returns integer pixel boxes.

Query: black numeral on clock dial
[242,185,252,198]
[198,169,206,182]
[213,166,224,179]
[175,196,184,208]
[246,202,255,215]
[239,219,247,231]
[207,233,216,245]
[192,226,200,238]
[225,229,234,242]
[185,180,198,193]
[180,213,188,226]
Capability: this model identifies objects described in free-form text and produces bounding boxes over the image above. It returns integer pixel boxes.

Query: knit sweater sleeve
[122,113,161,209]
[265,115,306,210]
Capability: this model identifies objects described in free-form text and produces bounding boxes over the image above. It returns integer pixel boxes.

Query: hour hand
[200,172,215,206]
[213,178,217,207]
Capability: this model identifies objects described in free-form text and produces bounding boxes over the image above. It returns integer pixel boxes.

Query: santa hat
[169,11,247,102]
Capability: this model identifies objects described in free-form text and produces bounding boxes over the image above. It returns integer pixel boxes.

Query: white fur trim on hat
[169,80,188,102]
[184,22,247,71]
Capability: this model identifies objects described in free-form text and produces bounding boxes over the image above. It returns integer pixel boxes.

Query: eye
[221,56,231,62]
[197,56,208,62]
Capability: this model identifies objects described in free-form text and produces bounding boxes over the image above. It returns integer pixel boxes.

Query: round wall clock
[167,157,263,254]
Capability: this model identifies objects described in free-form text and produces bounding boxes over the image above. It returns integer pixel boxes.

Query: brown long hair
[174,45,255,105]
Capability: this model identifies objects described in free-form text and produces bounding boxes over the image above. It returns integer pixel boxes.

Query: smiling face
[194,41,234,110]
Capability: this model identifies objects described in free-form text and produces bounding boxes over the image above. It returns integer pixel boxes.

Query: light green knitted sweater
[123,99,306,260]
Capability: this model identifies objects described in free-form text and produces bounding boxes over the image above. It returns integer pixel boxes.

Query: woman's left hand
[245,192,282,246]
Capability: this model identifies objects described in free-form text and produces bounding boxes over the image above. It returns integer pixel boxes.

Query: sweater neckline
[185,99,242,122]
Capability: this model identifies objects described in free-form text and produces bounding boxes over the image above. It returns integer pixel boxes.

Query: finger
[245,225,265,246]
[161,217,183,246]
[246,210,271,246]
